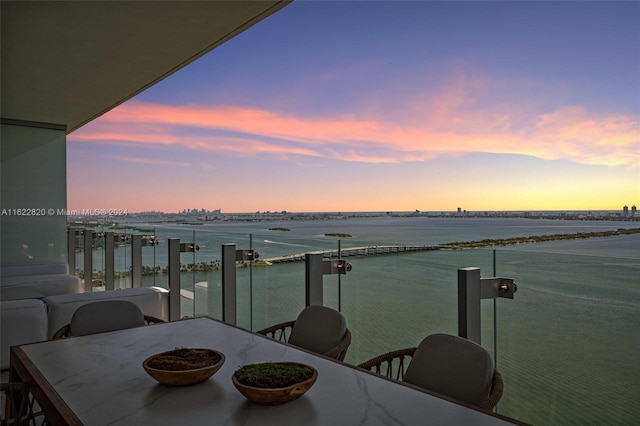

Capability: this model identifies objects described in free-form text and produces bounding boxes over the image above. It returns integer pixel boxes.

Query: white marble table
[11,317,523,425]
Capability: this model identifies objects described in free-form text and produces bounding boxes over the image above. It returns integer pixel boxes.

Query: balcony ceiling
[1,0,290,133]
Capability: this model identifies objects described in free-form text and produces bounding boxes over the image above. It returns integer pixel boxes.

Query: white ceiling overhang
[1,0,291,133]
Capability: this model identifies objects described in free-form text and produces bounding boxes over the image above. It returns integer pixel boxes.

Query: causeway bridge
[263,245,440,264]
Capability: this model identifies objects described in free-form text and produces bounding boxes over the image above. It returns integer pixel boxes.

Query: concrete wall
[1,123,68,265]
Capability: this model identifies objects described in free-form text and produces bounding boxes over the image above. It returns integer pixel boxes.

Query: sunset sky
[67,1,639,213]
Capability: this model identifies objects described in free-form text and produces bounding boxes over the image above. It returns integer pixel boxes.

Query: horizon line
[65,208,637,216]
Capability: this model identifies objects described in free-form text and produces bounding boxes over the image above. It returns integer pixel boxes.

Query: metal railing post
[221,244,237,325]
[458,267,517,345]
[168,238,198,321]
[105,232,115,290]
[305,254,325,306]
[83,229,93,290]
[168,238,181,321]
[458,267,482,344]
[131,235,142,288]
[304,253,351,307]
[221,244,259,326]
[67,228,78,275]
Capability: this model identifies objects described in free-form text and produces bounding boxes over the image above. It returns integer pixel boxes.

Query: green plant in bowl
[232,362,318,405]
[143,348,225,386]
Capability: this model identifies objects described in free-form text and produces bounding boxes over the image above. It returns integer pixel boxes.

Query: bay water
[88,216,639,425]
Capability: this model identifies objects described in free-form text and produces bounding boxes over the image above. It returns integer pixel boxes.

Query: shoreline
[69,210,640,228]
[83,228,640,278]
[439,227,640,249]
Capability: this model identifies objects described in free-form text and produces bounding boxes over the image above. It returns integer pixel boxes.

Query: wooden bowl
[232,362,318,405]
[143,348,225,386]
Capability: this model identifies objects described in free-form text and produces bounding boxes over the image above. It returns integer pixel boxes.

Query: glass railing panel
[492,248,640,424]
[136,227,170,292]
[73,215,638,425]
[153,227,199,319]
[166,227,501,366]
[236,233,315,331]
[340,247,495,366]
[71,223,504,366]
[232,260,298,332]
[111,226,134,289]
[72,236,84,282]
[69,225,107,291]
[132,225,159,290]
[322,271,341,314]
[69,227,84,283]
[91,228,106,289]
[146,226,240,321]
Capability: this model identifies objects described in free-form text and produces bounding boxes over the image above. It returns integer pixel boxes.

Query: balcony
[66,222,639,425]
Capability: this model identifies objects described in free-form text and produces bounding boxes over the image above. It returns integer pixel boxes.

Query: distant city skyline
[69,206,637,218]
[67,1,639,213]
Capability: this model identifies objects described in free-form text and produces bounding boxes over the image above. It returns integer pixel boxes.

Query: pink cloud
[69,80,638,167]
[533,106,638,166]
[112,155,192,167]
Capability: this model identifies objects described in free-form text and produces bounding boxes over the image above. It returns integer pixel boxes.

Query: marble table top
[12,317,520,425]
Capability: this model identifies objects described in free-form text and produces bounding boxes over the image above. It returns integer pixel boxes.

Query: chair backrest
[69,300,145,336]
[403,334,494,406]
[1,381,44,424]
[288,305,347,356]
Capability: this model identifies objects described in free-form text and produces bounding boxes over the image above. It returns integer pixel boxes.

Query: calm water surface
[89,217,639,425]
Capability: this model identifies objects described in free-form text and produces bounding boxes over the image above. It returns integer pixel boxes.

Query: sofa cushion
[0,299,48,369]
[45,287,169,339]
[0,261,69,277]
[1,273,82,297]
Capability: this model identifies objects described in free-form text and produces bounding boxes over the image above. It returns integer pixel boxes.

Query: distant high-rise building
[632,205,637,217]
[623,205,629,217]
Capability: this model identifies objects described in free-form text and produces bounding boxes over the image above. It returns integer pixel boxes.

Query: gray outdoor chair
[1,381,44,425]
[52,300,164,339]
[257,305,352,361]
[358,333,503,410]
